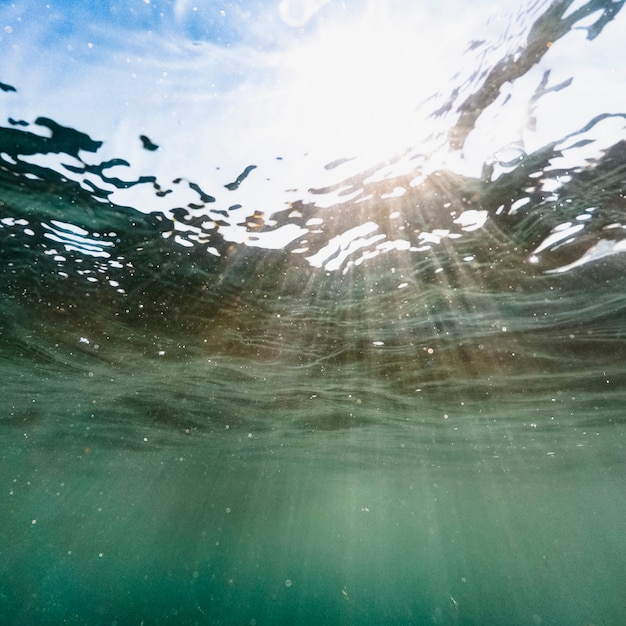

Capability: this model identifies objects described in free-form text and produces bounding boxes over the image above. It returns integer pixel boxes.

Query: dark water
[1,0,626,624]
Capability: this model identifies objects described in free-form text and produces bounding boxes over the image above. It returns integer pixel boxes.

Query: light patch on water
[453,209,489,232]
[533,222,585,255]
[306,221,380,269]
[42,221,115,259]
[547,238,626,273]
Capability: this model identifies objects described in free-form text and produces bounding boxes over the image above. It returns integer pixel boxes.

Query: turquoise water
[2,0,626,624]
[2,265,625,624]
[1,356,626,624]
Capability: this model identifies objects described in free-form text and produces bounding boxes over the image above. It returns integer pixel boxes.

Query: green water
[2,197,626,625]
[1,300,625,625]
[2,1,626,621]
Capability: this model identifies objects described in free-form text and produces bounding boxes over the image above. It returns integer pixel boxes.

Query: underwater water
[1,0,626,624]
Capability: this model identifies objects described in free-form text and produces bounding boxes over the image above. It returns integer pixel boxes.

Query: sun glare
[279,0,332,27]
[273,3,456,167]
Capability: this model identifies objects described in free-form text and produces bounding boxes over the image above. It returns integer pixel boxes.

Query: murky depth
[1,336,625,625]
